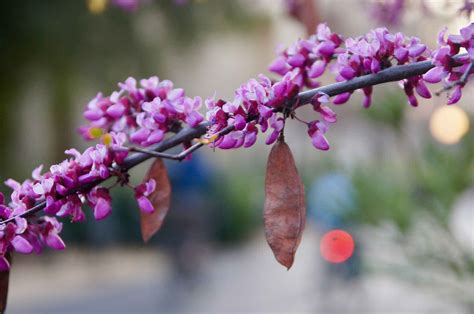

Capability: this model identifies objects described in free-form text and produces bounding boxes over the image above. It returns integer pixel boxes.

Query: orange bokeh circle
[320,229,355,263]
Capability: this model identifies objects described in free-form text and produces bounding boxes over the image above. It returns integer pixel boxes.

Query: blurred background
[1,0,473,313]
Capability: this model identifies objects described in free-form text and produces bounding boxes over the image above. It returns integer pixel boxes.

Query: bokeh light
[320,229,355,263]
[429,106,470,145]
[87,0,107,14]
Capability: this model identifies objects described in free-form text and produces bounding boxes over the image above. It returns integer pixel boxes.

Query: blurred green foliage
[348,95,474,305]
[0,0,262,182]
[351,102,474,231]
[212,174,261,243]
[363,90,406,131]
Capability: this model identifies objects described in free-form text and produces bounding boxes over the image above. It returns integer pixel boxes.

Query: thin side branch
[126,124,235,161]
[129,142,204,161]
[435,60,474,96]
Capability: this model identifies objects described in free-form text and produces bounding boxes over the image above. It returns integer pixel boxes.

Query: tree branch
[125,125,235,161]
[2,56,456,224]
[297,59,434,104]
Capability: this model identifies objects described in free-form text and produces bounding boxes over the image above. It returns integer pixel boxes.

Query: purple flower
[334,28,430,108]
[11,235,33,254]
[311,93,337,123]
[268,23,343,88]
[423,66,444,83]
[80,76,205,150]
[265,116,285,145]
[333,92,352,105]
[308,120,330,151]
[448,85,462,105]
[206,74,299,150]
[426,23,474,105]
[0,256,10,271]
[40,217,66,250]
[134,179,156,214]
[87,187,112,220]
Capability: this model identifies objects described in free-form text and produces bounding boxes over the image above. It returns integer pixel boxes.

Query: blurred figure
[158,152,216,281]
[308,172,361,280]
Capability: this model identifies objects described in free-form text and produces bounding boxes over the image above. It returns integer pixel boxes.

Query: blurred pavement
[7,227,467,314]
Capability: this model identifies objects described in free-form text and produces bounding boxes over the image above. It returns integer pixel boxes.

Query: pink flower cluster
[334,28,430,107]
[269,23,344,88]
[423,23,474,104]
[80,76,203,147]
[205,74,300,149]
[307,92,336,150]
[0,133,134,269]
[204,72,338,150]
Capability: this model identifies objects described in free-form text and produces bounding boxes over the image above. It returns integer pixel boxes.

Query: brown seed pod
[264,139,306,269]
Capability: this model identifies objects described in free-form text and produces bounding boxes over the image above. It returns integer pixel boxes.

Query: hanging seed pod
[264,139,306,269]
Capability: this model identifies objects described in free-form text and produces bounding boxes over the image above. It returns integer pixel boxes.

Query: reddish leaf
[264,139,306,269]
[140,158,171,243]
[0,254,11,313]
[286,0,320,36]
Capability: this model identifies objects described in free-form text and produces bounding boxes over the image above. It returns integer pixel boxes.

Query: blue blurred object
[308,172,361,280]
[166,152,213,193]
[308,172,356,230]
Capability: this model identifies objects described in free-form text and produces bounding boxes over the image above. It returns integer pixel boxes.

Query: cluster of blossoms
[1,23,472,269]
[0,133,157,269]
[334,28,430,107]
[269,23,344,88]
[80,76,203,147]
[422,23,474,104]
[266,23,343,149]
[205,74,299,149]
[266,24,431,149]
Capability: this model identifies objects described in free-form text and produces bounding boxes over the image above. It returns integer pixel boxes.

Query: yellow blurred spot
[89,127,104,139]
[101,133,113,146]
[196,134,219,144]
[430,106,470,145]
[87,0,108,14]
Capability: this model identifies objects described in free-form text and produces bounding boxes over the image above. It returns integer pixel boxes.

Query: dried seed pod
[264,139,306,269]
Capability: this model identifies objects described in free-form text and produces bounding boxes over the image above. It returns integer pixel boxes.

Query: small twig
[460,61,474,84]
[435,61,474,96]
[292,114,310,125]
[128,142,204,161]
